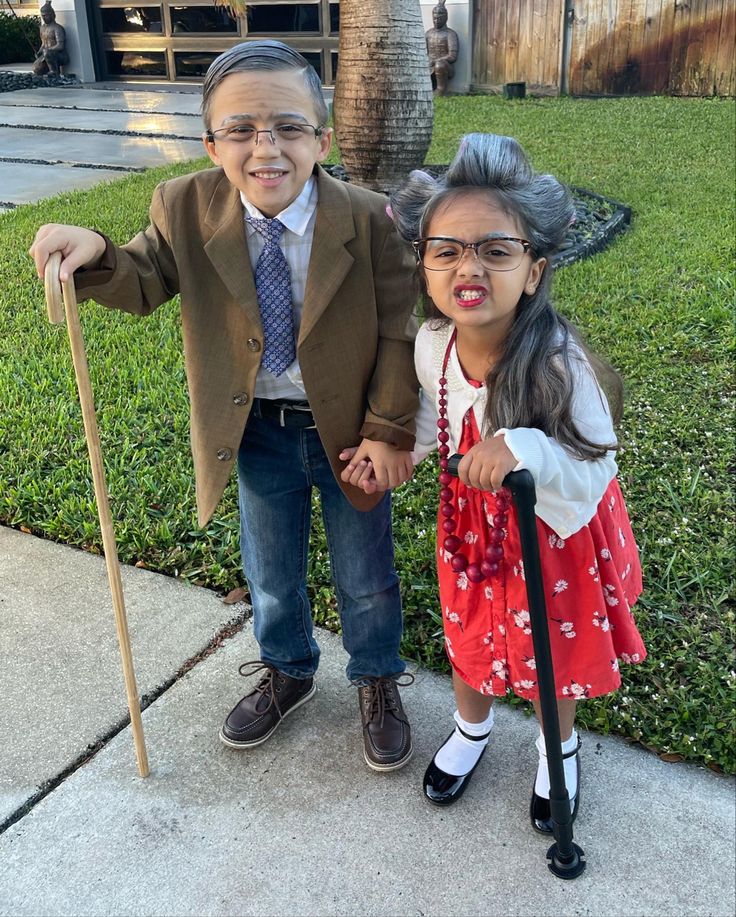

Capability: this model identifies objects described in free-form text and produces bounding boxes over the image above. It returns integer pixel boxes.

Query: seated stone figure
[426,0,458,95]
[33,2,69,77]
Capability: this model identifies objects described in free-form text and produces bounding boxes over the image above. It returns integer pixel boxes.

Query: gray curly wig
[389,133,622,459]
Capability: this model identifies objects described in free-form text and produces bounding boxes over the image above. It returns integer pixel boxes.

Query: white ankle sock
[534,729,579,799]
[434,709,495,777]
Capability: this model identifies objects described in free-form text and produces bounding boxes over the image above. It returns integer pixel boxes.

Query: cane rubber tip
[546,841,586,879]
[44,252,65,325]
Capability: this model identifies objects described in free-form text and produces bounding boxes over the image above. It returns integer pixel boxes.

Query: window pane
[247,4,319,33]
[331,51,338,79]
[174,51,220,76]
[100,7,163,33]
[329,3,338,32]
[170,6,238,33]
[105,49,167,76]
[302,50,322,79]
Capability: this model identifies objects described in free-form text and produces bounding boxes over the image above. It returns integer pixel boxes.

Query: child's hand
[29,224,107,283]
[339,441,414,492]
[339,446,378,494]
[458,436,517,492]
[340,446,378,494]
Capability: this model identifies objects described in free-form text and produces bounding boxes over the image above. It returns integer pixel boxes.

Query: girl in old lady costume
[348,133,648,829]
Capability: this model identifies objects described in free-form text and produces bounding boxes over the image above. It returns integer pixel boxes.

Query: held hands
[339,440,414,494]
[29,224,107,283]
[458,435,517,492]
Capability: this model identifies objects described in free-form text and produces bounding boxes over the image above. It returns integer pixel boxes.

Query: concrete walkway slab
[0,161,132,207]
[2,127,204,170]
[0,105,203,139]
[0,615,733,917]
[0,527,247,826]
[0,87,204,115]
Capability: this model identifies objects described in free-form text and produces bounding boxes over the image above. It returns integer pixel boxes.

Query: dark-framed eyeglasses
[412,235,533,272]
[205,123,324,145]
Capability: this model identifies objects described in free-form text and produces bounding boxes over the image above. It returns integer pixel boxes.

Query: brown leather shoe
[355,674,414,772]
[220,661,316,749]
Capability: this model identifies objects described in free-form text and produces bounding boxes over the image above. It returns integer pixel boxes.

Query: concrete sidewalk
[0,85,205,212]
[0,82,334,212]
[0,525,734,917]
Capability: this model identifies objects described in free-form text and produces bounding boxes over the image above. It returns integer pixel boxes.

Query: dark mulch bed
[555,186,631,268]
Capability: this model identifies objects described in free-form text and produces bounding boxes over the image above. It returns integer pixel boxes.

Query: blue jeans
[237,408,405,681]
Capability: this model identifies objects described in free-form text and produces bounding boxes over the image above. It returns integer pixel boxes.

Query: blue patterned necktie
[245,215,296,376]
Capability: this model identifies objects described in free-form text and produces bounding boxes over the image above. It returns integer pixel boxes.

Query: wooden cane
[44,251,150,778]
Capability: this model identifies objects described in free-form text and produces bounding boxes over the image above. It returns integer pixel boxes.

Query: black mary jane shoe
[423,728,489,807]
[530,739,582,834]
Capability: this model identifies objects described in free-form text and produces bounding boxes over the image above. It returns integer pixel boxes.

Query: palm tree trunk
[334,0,434,193]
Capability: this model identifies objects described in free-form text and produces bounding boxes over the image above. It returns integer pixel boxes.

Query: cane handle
[44,252,66,325]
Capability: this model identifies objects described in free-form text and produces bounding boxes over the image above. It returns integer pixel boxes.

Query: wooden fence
[472,0,735,96]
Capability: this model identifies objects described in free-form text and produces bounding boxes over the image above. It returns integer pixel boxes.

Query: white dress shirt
[412,321,619,539]
[241,177,317,401]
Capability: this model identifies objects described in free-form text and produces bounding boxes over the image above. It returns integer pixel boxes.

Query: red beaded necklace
[438,328,509,584]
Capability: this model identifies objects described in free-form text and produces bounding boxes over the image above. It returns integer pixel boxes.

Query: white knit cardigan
[411,321,618,539]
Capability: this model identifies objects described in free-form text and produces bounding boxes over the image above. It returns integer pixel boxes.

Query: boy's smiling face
[203,69,332,218]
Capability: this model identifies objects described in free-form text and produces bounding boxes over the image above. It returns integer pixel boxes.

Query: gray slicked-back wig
[202,40,328,130]
[390,133,623,459]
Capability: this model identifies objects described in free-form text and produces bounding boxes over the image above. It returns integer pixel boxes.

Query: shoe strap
[562,736,583,759]
[539,736,582,758]
[456,724,492,742]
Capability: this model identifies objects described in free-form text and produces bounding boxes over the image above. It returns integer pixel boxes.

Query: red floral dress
[437,386,646,701]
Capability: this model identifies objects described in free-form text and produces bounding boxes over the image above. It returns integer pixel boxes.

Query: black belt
[254,398,316,429]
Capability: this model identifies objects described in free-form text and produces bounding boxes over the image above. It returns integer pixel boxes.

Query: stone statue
[426,0,458,96]
[33,2,69,77]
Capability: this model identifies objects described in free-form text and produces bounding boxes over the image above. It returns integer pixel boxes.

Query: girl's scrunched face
[422,191,545,340]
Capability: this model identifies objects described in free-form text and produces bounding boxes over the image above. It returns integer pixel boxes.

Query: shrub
[0,11,40,64]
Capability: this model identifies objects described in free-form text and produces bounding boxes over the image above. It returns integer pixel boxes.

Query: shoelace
[238,660,284,717]
[350,673,415,729]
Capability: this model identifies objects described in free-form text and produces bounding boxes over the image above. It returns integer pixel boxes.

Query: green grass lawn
[1,95,733,772]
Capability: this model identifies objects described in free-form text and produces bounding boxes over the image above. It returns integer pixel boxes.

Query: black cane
[447,456,586,878]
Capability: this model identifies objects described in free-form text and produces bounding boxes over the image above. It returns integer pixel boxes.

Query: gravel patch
[0,71,80,93]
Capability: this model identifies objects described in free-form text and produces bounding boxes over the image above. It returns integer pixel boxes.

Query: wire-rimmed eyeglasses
[205,123,324,145]
[412,235,533,272]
